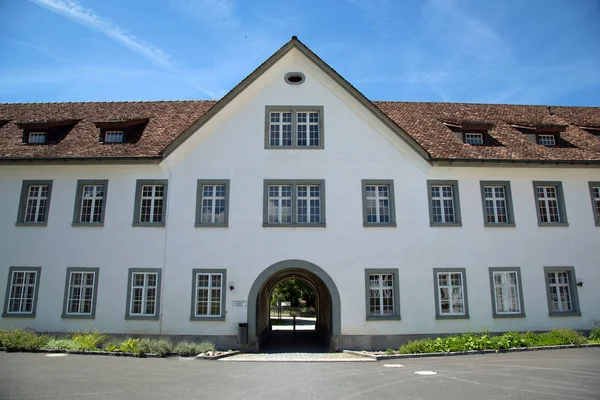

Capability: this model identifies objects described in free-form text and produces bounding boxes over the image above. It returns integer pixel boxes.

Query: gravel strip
[219,352,376,362]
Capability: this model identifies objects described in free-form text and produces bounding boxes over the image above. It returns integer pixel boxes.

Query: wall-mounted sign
[232,300,247,307]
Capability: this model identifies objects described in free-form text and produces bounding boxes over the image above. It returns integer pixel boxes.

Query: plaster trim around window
[264,106,325,149]
[124,268,162,321]
[543,266,581,317]
[72,179,109,227]
[262,179,326,227]
[532,181,568,227]
[61,267,100,319]
[190,269,227,321]
[195,179,230,227]
[361,180,397,227]
[479,181,516,227]
[588,181,600,227]
[132,179,168,227]
[364,268,401,321]
[16,180,53,227]
[433,268,469,319]
[2,266,42,318]
[488,267,525,318]
[427,180,462,227]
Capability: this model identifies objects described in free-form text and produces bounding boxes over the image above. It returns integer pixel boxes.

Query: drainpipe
[158,160,173,335]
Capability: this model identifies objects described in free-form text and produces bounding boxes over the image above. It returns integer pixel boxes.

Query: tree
[270,279,315,307]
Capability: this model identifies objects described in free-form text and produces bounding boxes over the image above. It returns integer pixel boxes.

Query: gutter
[0,156,163,165]
[431,158,600,167]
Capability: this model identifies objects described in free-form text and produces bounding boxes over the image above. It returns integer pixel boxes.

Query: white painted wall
[1,48,599,340]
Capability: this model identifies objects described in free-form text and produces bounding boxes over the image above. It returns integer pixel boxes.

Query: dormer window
[580,126,600,136]
[464,133,484,145]
[444,123,497,146]
[104,131,124,143]
[537,134,556,147]
[28,132,47,144]
[94,119,148,144]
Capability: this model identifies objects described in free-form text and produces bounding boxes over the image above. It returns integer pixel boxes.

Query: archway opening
[247,260,341,352]
[270,277,317,332]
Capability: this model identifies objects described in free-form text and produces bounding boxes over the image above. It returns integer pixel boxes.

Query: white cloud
[29,0,174,70]
[173,0,239,29]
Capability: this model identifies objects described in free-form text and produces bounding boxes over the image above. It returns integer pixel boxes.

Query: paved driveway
[1,348,599,399]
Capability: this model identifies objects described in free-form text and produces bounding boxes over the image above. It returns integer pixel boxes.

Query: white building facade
[1,38,599,350]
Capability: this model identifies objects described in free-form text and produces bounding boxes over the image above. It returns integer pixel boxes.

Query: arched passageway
[246,260,341,352]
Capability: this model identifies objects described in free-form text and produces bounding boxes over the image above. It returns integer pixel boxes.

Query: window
[28,132,46,144]
[263,180,326,227]
[464,133,484,145]
[62,267,99,318]
[543,267,581,316]
[364,269,400,320]
[537,134,556,146]
[2,267,41,317]
[532,181,568,226]
[16,180,53,226]
[195,180,230,227]
[265,106,324,149]
[427,180,462,226]
[361,180,396,227]
[133,180,168,227]
[72,180,109,226]
[104,130,124,143]
[479,181,515,227]
[125,268,162,320]
[589,182,600,226]
[191,269,227,320]
[488,267,525,318]
[433,268,469,319]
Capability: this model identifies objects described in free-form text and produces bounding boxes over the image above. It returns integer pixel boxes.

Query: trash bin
[238,322,248,345]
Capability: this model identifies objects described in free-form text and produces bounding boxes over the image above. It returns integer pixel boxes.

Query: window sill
[430,222,463,227]
[124,315,160,321]
[492,313,526,318]
[195,223,228,228]
[363,222,397,228]
[132,222,166,228]
[262,223,326,228]
[366,315,401,321]
[548,311,581,317]
[72,222,104,227]
[2,313,36,318]
[435,314,469,320]
[190,316,226,321]
[15,222,48,227]
[537,222,569,227]
[484,223,516,228]
[62,314,95,319]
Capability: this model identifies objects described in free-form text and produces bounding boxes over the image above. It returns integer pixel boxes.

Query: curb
[196,350,241,360]
[343,343,600,361]
[1,347,241,360]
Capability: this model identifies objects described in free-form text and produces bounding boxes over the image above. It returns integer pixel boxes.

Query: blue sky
[1,0,599,105]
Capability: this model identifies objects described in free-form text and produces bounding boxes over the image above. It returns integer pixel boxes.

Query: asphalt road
[1,348,599,399]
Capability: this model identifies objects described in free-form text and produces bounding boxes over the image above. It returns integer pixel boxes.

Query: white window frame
[201,184,227,224]
[296,111,320,147]
[464,133,484,145]
[104,130,124,143]
[80,185,105,223]
[368,274,394,316]
[543,266,580,316]
[191,270,226,320]
[195,180,230,227]
[263,180,326,227]
[433,268,469,319]
[547,271,572,313]
[537,186,560,223]
[265,106,324,149]
[28,132,46,144]
[25,185,49,223]
[484,185,507,223]
[139,184,165,224]
[431,185,455,223]
[269,111,293,147]
[63,269,98,317]
[3,267,41,317]
[493,271,520,314]
[589,182,600,226]
[537,134,556,146]
[365,185,391,224]
[296,184,321,224]
[267,184,292,224]
[129,272,159,317]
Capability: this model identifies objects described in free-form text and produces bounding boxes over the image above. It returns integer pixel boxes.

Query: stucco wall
[1,48,599,342]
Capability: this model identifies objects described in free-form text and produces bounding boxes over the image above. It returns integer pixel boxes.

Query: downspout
[159,159,173,335]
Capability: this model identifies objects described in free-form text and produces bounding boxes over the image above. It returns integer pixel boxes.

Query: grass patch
[398,329,590,355]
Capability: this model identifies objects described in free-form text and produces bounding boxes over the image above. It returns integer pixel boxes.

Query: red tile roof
[0,100,599,163]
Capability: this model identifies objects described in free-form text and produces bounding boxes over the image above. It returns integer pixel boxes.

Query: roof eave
[431,158,600,167]
[0,156,162,165]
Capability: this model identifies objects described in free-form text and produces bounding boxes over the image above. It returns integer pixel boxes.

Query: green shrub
[0,330,8,347]
[4,330,48,351]
[71,330,108,351]
[104,342,120,352]
[43,339,84,351]
[137,338,173,357]
[589,328,600,341]
[398,339,434,354]
[119,338,139,353]
[535,329,587,346]
[174,341,215,356]
[385,348,395,355]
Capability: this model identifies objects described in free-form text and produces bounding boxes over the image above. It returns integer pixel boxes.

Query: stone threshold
[343,343,600,360]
